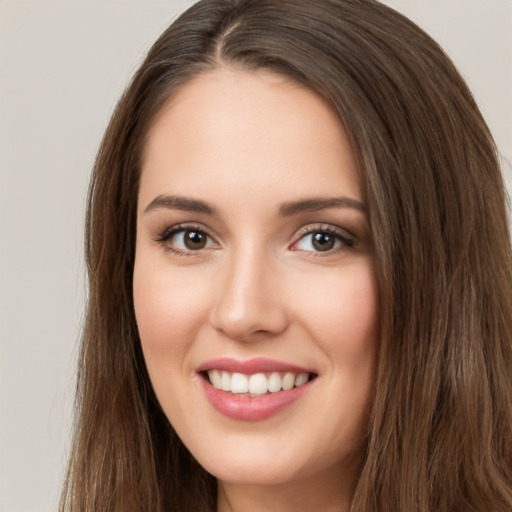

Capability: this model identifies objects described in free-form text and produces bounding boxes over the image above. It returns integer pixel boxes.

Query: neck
[217,463,357,512]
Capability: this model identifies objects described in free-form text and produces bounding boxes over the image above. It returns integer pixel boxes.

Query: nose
[209,248,289,342]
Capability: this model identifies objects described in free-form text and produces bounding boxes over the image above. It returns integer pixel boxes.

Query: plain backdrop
[0,1,510,511]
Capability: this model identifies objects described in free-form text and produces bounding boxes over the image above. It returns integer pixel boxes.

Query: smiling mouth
[203,370,316,397]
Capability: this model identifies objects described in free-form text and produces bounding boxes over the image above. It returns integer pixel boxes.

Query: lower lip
[200,377,314,421]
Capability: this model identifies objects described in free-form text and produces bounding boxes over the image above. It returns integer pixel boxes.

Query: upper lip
[196,357,315,375]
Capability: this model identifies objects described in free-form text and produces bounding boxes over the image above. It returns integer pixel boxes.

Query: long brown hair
[60,1,512,510]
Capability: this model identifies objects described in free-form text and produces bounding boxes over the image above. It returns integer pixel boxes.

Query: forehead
[139,67,362,209]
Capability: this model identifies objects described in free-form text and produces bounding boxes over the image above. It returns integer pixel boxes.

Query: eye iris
[312,232,335,251]
[184,230,206,250]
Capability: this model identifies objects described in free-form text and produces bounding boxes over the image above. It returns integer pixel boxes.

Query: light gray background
[1,1,511,511]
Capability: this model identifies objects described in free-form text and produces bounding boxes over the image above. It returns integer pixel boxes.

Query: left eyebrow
[278,196,367,216]
[143,194,216,215]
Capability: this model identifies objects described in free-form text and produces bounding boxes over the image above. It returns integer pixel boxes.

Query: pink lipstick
[197,358,316,421]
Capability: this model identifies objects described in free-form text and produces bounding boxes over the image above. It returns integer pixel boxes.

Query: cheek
[294,262,378,435]
[296,262,378,359]
[307,264,378,434]
[133,259,209,362]
[132,259,213,424]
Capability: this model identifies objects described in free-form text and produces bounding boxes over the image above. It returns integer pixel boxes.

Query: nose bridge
[210,242,287,340]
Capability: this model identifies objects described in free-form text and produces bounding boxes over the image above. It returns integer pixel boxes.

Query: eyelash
[154,223,355,256]
[154,223,218,256]
[290,224,355,255]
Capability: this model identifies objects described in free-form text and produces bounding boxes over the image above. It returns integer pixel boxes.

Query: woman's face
[134,68,378,489]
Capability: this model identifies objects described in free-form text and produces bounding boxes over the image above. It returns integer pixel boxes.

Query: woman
[60,0,512,511]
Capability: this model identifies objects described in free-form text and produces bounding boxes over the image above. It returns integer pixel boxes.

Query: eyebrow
[278,196,367,216]
[144,194,216,214]
[143,194,367,217]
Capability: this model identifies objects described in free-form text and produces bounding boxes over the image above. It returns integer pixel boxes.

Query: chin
[204,456,308,486]
[182,426,365,489]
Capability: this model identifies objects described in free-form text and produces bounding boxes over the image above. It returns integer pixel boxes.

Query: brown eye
[311,232,335,251]
[292,228,354,253]
[157,226,216,253]
[184,230,207,250]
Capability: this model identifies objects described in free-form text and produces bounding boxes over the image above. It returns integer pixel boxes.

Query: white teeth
[267,372,282,392]
[209,369,222,389]
[282,372,295,391]
[231,372,249,393]
[221,371,231,391]
[206,370,312,395]
[249,373,268,394]
[295,372,309,387]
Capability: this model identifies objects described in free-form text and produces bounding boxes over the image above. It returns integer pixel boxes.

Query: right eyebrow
[278,196,367,216]
[143,194,216,215]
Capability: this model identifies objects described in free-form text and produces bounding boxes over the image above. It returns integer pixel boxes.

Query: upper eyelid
[158,222,217,240]
[292,223,355,240]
